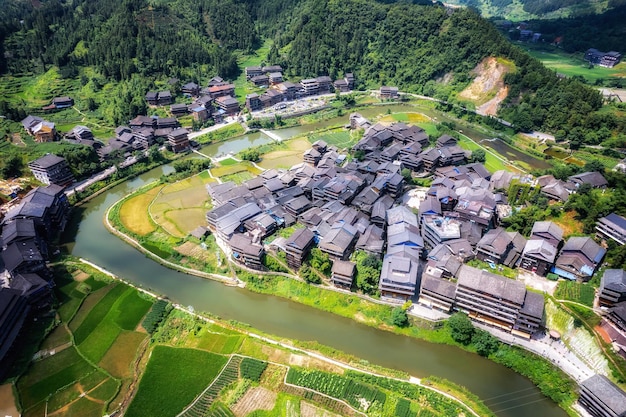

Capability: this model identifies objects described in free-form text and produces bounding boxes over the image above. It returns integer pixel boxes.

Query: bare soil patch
[175,241,211,262]
[301,401,343,417]
[232,386,277,416]
[0,384,19,417]
[459,57,514,115]
[72,270,91,282]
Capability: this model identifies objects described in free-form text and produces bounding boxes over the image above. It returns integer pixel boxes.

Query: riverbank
[76,258,491,417]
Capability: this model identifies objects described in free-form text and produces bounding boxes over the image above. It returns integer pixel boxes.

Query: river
[63,108,567,417]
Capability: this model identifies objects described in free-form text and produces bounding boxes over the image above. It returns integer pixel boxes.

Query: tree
[472,329,499,357]
[583,159,605,173]
[300,264,321,284]
[240,149,261,162]
[447,312,475,345]
[401,168,412,182]
[391,307,409,327]
[0,155,24,179]
[309,248,331,276]
[470,148,486,163]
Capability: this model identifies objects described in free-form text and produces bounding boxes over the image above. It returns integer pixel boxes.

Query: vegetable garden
[286,369,386,412]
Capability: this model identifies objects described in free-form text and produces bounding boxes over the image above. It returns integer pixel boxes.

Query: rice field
[119,185,163,236]
[148,174,213,238]
[258,137,311,170]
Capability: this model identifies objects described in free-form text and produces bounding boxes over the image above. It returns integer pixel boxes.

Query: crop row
[142,300,171,334]
[239,357,268,382]
[179,356,242,417]
[395,398,415,417]
[286,369,386,411]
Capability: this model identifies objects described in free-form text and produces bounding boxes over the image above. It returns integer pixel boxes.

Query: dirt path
[47,379,108,416]
[118,336,151,412]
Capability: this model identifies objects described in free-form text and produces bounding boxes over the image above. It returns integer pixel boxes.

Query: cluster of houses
[536,171,609,202]
[201,114,624,342]
[244,66,356,112]
[145,76,240,118]
[0,184,71,379]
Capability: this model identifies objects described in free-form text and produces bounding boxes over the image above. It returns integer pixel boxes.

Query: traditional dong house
[285,228,315,270]
[28,154,74,187]
[578,375,626,417]
[331,260,356,288]
[552,237,605,281]
[378,252,419,301]
[596,213,626,246]
[598,269,626,307]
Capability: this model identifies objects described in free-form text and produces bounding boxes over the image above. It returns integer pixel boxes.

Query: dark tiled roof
[580,375,626,416]
[458,265,526,305]
[520,291,544,319]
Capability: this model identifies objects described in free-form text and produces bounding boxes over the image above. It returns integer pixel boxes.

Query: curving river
[63,108,567,417]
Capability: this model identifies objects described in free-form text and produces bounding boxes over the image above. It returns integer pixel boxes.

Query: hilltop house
[596,213,626,246]
[28,154,75,187]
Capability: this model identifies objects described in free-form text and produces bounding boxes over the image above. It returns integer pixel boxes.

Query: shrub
[447,312,475,345]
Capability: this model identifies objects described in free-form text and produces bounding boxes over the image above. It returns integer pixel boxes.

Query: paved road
[188,118,240,139]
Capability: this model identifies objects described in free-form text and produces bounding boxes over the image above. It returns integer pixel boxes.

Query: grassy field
[307,128,357,149]
[119,185,163,236]
[524,46,626,83]
[233,39,273,101]
[195,124,246,145]
[457,135,511,173]
[125,346,228,417]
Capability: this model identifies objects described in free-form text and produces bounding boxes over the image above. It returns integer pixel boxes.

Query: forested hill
[0,0,612,138]
[265,0,604,136]
[445,0,622,19]
[0,0,260,80]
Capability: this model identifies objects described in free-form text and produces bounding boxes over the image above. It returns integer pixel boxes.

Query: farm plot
[286,369,386,412]
[300,401,343,417]
[17,347,102,411]
[72,283,152,364]
[125,346,228,417]
[554,281,595,307]
[194,331,244,354]
[240,357,268,381]
[257,137,311,170]
[179,356,243,417]
[119,185,163,236]
[98,331,147,378]
[232,386,277,417]
[149,175,211,238]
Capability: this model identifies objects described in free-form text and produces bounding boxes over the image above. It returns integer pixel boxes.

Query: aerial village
[2,63,626,415]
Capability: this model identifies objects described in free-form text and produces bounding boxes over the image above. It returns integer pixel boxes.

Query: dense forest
[0,0,623,145]
[524,4,626,53]
[449,0,626,18]
[0,0,259,80]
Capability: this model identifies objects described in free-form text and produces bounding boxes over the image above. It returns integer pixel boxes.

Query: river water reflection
[65,107,567,417]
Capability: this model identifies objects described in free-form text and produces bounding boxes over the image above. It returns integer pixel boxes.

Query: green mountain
[445,0,623,20]
[0,0,619,141]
